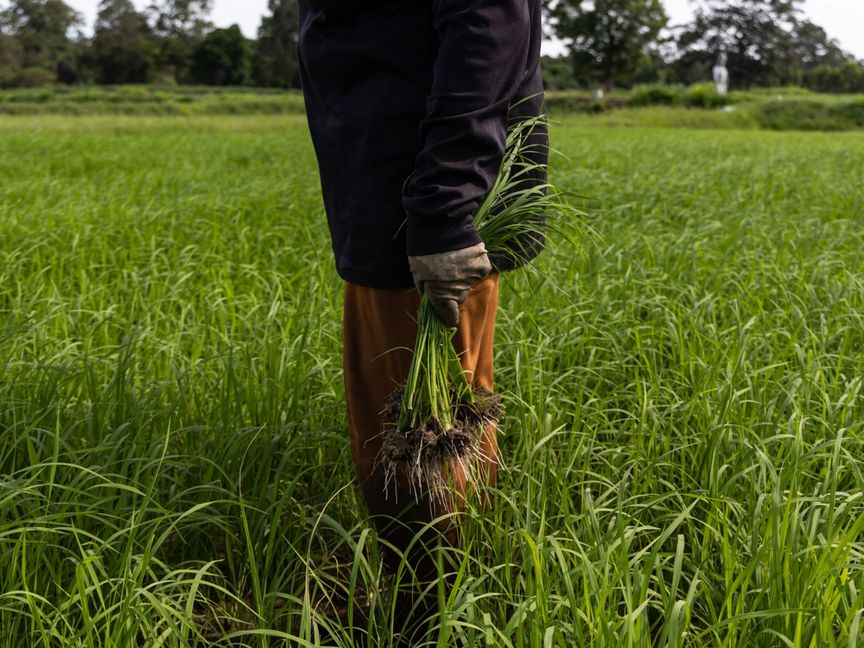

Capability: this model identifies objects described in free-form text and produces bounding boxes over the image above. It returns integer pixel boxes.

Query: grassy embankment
[1,115,863,646]
[0,86,306,115]
[1,84,864,130]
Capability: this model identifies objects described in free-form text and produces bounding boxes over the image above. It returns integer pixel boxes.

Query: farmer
[297,0,546,629]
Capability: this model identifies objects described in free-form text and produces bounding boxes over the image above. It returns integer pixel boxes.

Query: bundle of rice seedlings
[378,114,584,504]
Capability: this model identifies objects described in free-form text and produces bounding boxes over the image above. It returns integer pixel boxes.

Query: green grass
[1,115,863,646]
[0,85,306,115]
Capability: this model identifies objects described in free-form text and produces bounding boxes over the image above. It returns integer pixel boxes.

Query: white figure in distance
[713,52,730,96]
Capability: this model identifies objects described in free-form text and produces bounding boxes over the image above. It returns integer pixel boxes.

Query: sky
[65,0,864,60]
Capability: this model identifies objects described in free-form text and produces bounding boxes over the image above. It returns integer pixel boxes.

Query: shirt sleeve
[401,0,532,257]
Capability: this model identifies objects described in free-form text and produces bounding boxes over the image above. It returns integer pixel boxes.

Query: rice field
[1,114,863,647]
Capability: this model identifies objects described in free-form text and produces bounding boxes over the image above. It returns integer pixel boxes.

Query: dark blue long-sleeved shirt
[298,0,546,289]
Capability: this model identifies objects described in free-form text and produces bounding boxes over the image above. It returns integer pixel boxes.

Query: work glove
[408,242,492,327]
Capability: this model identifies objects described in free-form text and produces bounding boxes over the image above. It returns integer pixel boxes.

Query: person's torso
[299,0,435,120]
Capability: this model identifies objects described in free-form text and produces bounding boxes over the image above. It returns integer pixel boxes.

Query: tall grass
[0,115,863,646]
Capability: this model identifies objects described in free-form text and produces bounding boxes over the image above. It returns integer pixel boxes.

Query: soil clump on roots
[376,388,502,504]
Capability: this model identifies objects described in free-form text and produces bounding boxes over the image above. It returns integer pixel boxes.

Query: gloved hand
[408,242,492,327]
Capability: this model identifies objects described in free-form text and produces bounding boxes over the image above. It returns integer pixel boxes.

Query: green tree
[672,0,853,88]
[191,23,249,86]
[545,0,667,88]
[91,0,155,83]
[0,31,24,86]
[252,0,299,88]
[146,0,212,83]
[540,54,580,91]
[785,20,850,71]
[147,0,211,38]
[804,61,864,94]
[0,0,82,83]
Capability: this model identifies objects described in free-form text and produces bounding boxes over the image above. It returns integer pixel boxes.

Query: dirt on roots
[376,388,502,504]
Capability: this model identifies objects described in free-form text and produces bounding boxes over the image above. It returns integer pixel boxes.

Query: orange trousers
[342,274,500,568]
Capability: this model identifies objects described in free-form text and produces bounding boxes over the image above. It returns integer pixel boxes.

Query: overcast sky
[65,0,864,60]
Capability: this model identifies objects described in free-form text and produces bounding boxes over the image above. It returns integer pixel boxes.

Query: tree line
[0,0,862,93]
[544,0,864,93]
[0,0,298,87]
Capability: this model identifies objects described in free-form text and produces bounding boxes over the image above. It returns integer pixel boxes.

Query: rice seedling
[377,115,585,504]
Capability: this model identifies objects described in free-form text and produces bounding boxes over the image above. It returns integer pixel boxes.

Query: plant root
[376,388,502,506]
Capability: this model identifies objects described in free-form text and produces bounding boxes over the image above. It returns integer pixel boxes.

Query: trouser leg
[342,274,500,568]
